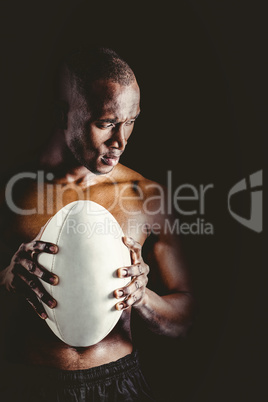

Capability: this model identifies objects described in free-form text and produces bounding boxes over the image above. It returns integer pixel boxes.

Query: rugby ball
[37,200,130,347]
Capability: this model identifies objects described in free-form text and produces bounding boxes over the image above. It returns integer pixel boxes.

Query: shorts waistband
[34,349,140,385]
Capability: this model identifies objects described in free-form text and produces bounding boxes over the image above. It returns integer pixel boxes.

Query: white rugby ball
[37,200,130,347]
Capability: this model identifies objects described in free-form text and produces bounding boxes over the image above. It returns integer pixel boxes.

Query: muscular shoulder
[116,163,165,196]
[114,163,145,182]
[115,164,166,217]
[116,164,162,189]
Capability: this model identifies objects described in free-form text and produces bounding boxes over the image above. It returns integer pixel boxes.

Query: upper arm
[144,220,192,296]
[140,180,192,295]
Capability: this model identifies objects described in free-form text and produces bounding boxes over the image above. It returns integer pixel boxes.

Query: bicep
[144,229,192,295]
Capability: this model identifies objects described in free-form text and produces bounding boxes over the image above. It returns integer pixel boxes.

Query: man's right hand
[0,235,59,319]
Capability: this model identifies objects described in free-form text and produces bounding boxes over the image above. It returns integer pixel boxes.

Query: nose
[109,124,127,151]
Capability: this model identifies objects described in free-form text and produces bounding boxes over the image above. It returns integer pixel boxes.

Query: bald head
[59,47,136,104]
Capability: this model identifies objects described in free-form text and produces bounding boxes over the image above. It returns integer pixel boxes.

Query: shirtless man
[0,47,194,401]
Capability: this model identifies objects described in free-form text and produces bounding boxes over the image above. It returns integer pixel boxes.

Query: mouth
[101,152,121,167]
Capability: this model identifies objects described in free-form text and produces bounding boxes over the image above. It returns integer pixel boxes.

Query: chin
[84,161,114,176]
[97,165,115,175]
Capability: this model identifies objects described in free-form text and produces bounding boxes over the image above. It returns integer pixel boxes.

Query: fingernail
[118,303,124,310]
[49,245,57,253]
[48,300,56,308]
[41,312,48,319]
[49,276,59,285]
[117,290,124,298]
[121,269,128,277]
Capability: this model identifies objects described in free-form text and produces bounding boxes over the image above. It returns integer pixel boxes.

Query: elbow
[175,316,194,338]
[168,315,194,339]
[170,293,196,339]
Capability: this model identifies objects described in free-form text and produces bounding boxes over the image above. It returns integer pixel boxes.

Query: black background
[0,1,266,401]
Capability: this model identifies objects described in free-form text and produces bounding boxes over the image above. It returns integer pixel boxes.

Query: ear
[53,100,69,129]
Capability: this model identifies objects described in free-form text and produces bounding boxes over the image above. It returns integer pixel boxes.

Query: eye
[125,120,135,126]
[96,123,114,129]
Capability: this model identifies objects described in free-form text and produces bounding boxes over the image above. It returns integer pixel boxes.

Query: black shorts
[0,350,155,402]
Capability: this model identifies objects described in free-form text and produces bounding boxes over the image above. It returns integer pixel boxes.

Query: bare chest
[4,180,150,249]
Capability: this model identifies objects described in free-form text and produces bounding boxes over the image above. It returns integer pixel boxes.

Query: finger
[18,240,59,285]
[12,276,48,319]
[115,290,143,311]
[114,276,147,299]
[117,262,149,279]
[19,258,59,285]
[25,294,48,319]
[15,265,57,309]
[23,240,58,255]
[122,237,141,264]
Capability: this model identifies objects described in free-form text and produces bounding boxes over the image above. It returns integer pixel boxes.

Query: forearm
[133,288,194,338]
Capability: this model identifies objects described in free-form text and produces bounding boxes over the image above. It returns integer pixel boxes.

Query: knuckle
[30,250,38,262]
[126,237,135,246]
[132,293,138,303]
[20,258,36,273]
[19,243,25,252]
[14,253,22,263]
[29,279,37,289]
[127,237,141,250]
[26,260,36,273]
[125,295,132,306]
[40,270,48,280]
[123,286,131,296]
[39,293,47,302]
[34,287,44,299]
[32,240,45,251]
[39,242,47,251]
[133,239,141,248]
[138,263,143,274]
[134,243,141,252]
[27,241,36,251]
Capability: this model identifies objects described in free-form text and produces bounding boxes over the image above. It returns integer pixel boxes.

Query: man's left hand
[114,236,149,311]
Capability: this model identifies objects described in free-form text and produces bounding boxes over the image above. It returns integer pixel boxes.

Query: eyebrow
[96,112,141,124]
[97,118,117,124]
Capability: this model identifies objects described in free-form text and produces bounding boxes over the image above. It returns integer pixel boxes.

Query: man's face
[65,79,140,174]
